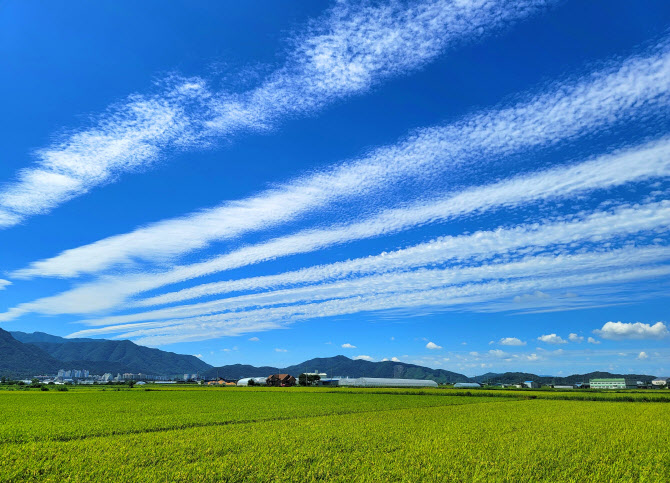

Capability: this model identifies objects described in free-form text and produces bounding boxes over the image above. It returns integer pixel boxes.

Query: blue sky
[1,0,669,376]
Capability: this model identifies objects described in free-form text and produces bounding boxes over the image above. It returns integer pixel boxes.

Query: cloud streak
[2,196,669,323]
[0,0,551,230]
[12,39,670,278]
[68,263,670,345]
[74,245,670,329]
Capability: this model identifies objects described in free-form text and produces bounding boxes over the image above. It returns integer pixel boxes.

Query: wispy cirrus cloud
[0,0,551,230]
[11,40,670,279]
[0,83,204,227]
[2,196,669,323]
[68,263,670,345]
[73,245,670,329]
[6,135,670,320]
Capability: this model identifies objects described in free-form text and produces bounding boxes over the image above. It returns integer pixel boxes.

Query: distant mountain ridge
[205,356,659,385]
[7,330,210,377]
[203,355,470,383]
[0,329,659,383]
[0,329,62,377]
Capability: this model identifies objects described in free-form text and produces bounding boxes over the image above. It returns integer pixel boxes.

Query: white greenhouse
[236,377,268,386]
[336,377,438,388]
[453,382,481,389]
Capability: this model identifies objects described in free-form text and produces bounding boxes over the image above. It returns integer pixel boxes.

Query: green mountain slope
[204,355,470,383]
[0,329,61,377]
[11,331,212,375]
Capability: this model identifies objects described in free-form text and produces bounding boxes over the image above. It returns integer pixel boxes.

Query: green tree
[299,374,321,386]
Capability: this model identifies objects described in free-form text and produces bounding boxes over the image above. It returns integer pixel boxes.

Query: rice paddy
[0,386,668,481]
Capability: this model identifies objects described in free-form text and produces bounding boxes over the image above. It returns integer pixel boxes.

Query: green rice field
[1,386,668,482]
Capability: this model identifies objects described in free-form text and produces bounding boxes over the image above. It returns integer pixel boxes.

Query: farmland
[1,387,668,482]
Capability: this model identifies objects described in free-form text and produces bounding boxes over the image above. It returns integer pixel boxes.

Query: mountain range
[2,329,209,377]
[0,329,658,384]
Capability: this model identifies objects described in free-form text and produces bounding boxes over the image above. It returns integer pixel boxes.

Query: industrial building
[651,377,668,387]
[589,378,636,389]
[337,377,438,388]
[523,381,540,389]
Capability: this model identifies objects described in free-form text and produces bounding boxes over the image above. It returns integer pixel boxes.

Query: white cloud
[0,0,543,231]
[116,161,670,311]
[354,355,374,361]
[8,195,669,325]
[0,279,10,290]
[193,354,203,359]
[274,348,288,353]
[248,337,260,341]
[341,343,357,349]
[568,333,584,343]
[638,351,649,360]
[64,257,670,345]
[13,41,670,278]
[594,321,669,340]
[499,337,526,346]
[1,0,550,231]
[426,341,442,350]
[587,337,600,344]
[537,334,567,344]
[66,245,670,330]
[488,349,508,357]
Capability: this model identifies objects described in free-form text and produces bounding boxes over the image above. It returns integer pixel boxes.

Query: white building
[337,377,438,388]
[237,377,268,386]
[651,377,668,387]
[589,378,635,389]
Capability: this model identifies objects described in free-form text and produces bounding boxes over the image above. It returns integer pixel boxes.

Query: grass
[0,386,668,482]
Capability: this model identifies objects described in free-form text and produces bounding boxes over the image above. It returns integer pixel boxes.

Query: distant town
[4,368,668,391]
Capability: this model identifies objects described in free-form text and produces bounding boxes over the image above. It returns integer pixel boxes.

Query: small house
[266,374,296,387]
